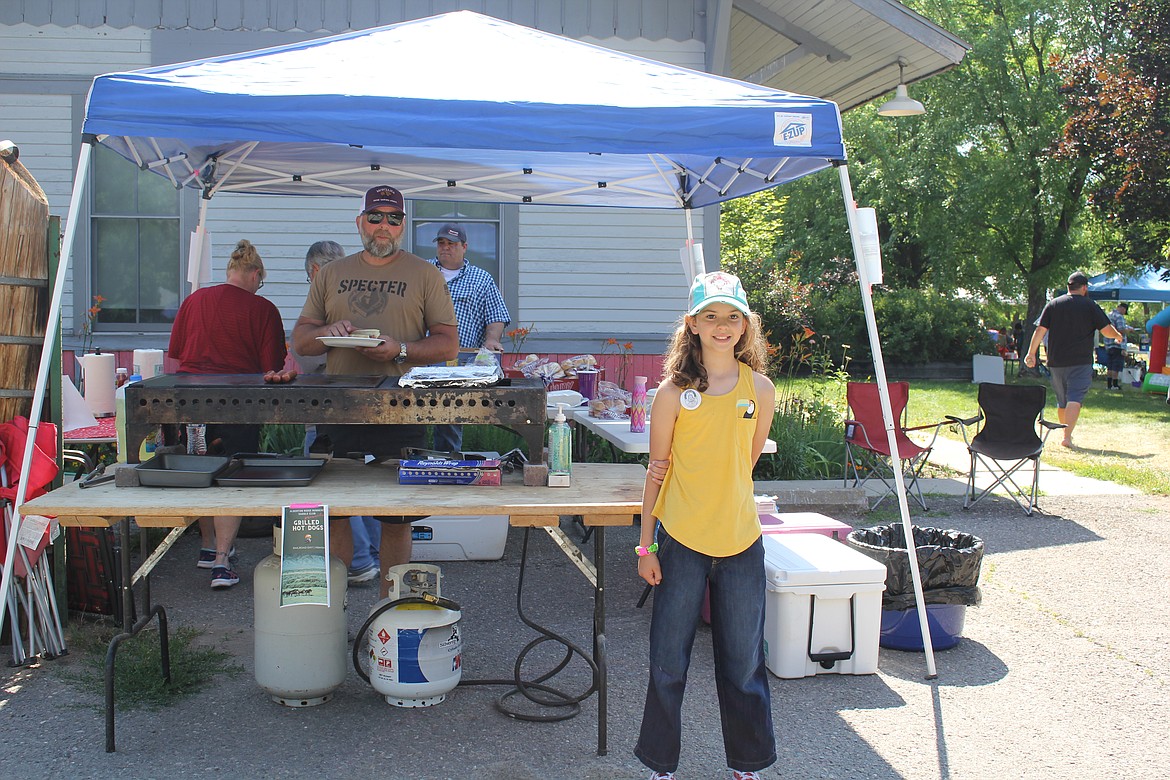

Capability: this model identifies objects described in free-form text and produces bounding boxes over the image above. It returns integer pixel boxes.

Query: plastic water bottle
[548,403,572,487]
[629,375,647,433]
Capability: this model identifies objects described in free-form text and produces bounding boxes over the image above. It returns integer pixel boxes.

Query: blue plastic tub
[879,604,966,651]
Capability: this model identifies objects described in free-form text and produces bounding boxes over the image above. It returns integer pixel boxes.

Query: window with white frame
[90,146,183,329]
[410,201,501,280]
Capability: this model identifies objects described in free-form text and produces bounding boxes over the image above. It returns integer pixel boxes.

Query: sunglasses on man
[364,211,406,226]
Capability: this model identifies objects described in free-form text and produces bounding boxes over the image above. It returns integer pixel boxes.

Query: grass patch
[58,620,243,712]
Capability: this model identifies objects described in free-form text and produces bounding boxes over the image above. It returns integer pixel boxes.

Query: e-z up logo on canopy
[773,112,812,147]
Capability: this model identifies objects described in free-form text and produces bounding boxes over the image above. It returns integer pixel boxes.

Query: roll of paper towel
[79,352,116,417]
[134,348,165,378]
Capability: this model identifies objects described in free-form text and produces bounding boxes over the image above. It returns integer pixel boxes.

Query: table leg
[593,526,607,756]
[103,517,171,753]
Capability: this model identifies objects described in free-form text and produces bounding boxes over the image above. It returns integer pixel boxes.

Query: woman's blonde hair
[661,309,768,392]
[227,239,265,281]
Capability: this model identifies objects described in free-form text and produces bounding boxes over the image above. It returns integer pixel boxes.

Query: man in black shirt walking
[1024,271,1122,448]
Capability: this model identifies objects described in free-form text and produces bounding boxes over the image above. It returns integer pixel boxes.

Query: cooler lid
[763,533,887,588]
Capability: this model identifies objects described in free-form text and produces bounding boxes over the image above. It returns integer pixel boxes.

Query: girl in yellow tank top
[633,272,777,780]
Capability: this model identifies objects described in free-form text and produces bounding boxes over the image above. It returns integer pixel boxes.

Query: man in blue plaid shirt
[430,222,511,452]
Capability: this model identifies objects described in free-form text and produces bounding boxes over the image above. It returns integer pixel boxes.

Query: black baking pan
[136,454,232,487]
[215,456,326,487]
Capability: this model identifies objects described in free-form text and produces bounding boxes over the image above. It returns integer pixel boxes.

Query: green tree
[1056,0,1170,268]
[759,0,1116,350]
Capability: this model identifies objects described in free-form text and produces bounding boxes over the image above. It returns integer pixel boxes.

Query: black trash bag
[847,525,983,610]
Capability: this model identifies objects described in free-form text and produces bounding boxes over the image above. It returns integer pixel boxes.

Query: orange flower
[601,337,637,388]
[80,293,104,353]
[506,323,538,353]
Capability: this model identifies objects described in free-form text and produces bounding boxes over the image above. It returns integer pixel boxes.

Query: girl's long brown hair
[661,310,768,392]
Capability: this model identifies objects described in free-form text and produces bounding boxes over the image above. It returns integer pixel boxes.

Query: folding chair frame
[843,382,946,511]
[947,389,1066,516]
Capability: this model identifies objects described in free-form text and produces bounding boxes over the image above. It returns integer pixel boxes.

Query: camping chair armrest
[944,413,981,446]
[843,419,878,449]
[945,413,982,427]
[1038,418,1067,446]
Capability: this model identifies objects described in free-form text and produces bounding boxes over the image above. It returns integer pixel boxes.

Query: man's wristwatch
[395,340,409,364]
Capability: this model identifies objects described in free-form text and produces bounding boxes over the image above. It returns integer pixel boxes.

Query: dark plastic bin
[846,525,984,650]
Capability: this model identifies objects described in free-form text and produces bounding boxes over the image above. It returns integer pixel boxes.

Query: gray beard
[362,233,400,258]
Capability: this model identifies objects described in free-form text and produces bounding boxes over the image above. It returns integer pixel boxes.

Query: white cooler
[410,515,509,561]
[762,533,887,679]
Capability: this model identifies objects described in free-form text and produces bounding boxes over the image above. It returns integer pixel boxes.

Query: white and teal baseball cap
[687,271,751,316]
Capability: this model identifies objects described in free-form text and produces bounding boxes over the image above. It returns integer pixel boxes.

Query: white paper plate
[547,389,585,408]
[317,336,386,348]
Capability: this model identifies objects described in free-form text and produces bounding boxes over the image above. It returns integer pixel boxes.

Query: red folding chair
[844,381,945,510]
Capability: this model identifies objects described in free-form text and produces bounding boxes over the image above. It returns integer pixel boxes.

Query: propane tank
[353,563,462,707]
[254,526,348,706]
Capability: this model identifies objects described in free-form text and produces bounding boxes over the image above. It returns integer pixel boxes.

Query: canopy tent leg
[836,162,938,679]
[0,140,94,634]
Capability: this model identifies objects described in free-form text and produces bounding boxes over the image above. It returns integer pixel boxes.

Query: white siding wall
[1,24,150,336]
[0,24,149,76]
[201,194,361,332]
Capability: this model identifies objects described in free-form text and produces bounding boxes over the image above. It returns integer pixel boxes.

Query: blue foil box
[398,459,502,486]
[400,459,501,469]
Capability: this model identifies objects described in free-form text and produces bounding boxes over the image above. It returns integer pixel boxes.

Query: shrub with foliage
[811,285,989,366]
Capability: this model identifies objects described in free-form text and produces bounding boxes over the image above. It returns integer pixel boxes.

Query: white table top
[568,407,776,455]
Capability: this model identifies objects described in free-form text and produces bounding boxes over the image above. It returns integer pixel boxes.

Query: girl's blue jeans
[634,526,776,774]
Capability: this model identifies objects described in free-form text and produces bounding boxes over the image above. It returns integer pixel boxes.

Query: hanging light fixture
[878,59,925,117]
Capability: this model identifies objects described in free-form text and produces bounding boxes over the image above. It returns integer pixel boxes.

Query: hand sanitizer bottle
[548,403,572,487]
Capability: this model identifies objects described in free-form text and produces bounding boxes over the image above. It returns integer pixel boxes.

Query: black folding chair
[946,383,1065,516]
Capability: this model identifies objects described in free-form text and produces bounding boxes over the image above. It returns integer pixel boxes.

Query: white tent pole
[836,162,937,678]
[0,140,94,633]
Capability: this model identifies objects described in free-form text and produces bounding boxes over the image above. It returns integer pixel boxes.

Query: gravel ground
[2,491,1168,780]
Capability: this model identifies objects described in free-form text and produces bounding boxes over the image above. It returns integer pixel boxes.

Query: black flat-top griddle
[124,374,549,468]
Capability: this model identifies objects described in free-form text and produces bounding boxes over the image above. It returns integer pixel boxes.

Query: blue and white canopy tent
[1087,268,1170,303]
[7,10,939,674]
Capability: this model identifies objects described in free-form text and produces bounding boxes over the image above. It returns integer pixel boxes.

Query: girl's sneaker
[731,772,762,780]
[647,773,676,780]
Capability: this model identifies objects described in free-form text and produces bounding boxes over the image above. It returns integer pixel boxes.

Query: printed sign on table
[279,504,330,607]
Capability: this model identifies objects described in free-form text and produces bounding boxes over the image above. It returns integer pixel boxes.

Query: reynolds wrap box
[398,459,502,486]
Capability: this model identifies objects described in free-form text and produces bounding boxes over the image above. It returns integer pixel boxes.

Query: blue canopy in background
[81,10,845,209]
[1087,268,1170,303]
